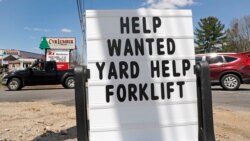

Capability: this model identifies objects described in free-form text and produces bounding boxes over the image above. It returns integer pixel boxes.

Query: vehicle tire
[64,76,75,89]
[7,78,22,91]
[221,74,240,90]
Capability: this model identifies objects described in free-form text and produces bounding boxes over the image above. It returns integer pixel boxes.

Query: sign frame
[74,9,215,141]
[74,61,215,141]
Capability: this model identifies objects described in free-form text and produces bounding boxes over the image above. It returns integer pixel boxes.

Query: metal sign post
[195,61,215,141]
[74,61,215,141]
[74,66,89,141]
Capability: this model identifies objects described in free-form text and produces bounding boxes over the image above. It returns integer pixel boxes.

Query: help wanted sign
[86,10,197,141]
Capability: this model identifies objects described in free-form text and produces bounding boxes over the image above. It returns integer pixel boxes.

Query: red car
[196,52,250,90]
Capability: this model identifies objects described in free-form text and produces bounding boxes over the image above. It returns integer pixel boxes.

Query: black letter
[166,82,174,99]
[132,17,140,33]
[106,85,114,103]
[145,38,154,55]
[153,17,161,33]
[108,62,118,79]
[117,84,127,102]
[151,60,160,78]
[142,17,151,33]
[161,82,165,100]
[128,84,138,101]
[139,83,149,101]
[182,59,191,76]
[157,38,165,55]
[119,61,129,79]
[167,38,175,55]
[162,60,170,77]
[172,60,180,77]
[135,38,144,56]
[131,61,140,79]
[96,62,105,80]
[151,83,159,100]
[107,39,121,56]
[177,81,185,98]
[120,17,129,34]
[124,39,133,56]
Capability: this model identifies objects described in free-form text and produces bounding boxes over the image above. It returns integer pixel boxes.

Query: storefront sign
[46,50,69,62]
[0,50,6,56]
[86,10,197,141]
[0,50,19,55]
[56,62,69,70]
[46,50,70,70]
[40,37,76,50]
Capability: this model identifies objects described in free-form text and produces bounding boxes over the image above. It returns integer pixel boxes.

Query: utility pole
[77,0,86,65]
[81,12,86,65]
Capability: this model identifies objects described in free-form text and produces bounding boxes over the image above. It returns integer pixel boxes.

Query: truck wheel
[221,74,240,90]
[7,78,22,91]
[64,76,75,89]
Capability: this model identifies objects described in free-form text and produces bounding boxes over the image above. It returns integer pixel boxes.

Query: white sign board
[86,10,197,141]
[46,50,70,62]
[46,37,76,49]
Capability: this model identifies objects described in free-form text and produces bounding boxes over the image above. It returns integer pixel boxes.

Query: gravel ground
[0,102,249,141]
[0,102,76,141]
[214,107,250,141]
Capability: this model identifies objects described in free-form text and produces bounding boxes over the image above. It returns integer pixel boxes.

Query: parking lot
[0,85,250,141]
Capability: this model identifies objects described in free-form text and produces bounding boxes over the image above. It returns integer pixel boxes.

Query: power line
[76,0,85,33]
[76,0,86,65]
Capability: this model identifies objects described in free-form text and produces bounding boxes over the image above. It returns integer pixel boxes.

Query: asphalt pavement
[0,84,250,110]
[0,85,75,105]
[212,84,250,111]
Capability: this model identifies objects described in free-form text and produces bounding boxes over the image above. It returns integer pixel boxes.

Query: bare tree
[70,49,81,68]
[240,16,250,51]
[227,16,250,52]
[227,19,241,52]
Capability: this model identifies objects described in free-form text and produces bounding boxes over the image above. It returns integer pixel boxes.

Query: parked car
[1,61,74,91]
[196,52,250,90]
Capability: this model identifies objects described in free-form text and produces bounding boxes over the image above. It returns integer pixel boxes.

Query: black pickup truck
[2,61,74,91]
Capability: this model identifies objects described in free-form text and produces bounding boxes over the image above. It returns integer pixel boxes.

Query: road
[0,84,250,110]
[0,85,75,106]
[212,84,250,111]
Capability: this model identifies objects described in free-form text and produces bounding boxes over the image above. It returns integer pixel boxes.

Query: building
[0,49,45,71]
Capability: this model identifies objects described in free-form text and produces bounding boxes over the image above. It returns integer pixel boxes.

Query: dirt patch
[0,102,249,141]
[214,107,250,141]
[0,102,76,141]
